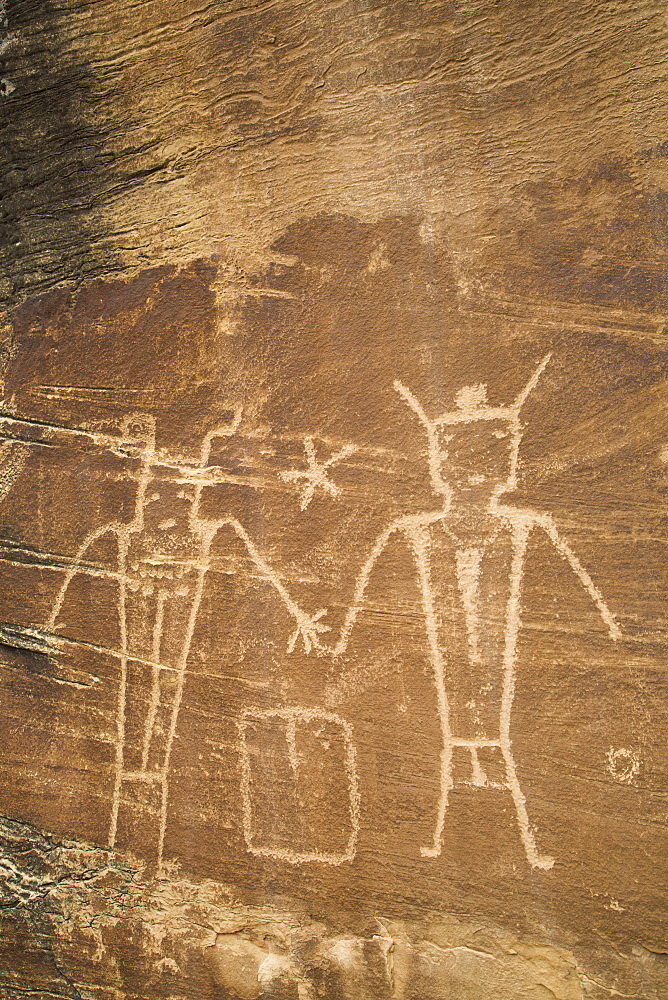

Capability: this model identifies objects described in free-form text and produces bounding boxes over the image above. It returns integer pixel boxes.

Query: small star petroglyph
[280,437,356,510]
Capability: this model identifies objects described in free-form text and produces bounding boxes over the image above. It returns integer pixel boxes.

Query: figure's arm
[331,523,400,657]
[219,518,328,654]
[537,514,621,640]
[46,523,122,631]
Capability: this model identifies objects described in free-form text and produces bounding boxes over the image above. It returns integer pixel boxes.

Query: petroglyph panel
[2,1,668,998]
[1,250,666,915]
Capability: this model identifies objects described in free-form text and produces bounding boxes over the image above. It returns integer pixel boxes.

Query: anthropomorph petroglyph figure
[329,355,621,869]
[43,410,328,864]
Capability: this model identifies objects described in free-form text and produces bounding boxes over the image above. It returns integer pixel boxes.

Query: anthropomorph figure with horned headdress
[329,355,621,869]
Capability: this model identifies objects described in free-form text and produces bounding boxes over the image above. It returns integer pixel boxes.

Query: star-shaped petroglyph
[280,437,356,510]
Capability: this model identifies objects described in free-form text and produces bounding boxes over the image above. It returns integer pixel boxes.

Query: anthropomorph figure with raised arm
[45,409,327,864]
[329,355,621,869]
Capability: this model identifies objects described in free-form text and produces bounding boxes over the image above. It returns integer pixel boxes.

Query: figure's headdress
[394,354,551,430]
[393,354,552,493]
[199,406,243,467]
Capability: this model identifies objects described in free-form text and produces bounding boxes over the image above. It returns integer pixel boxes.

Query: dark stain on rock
[489,157,668,312]
[5,259,228,450]
[0,1,122,310]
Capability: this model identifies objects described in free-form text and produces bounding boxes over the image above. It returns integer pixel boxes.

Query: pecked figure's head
[116,413,157,459]
[393,354,551,504]
[433,388,521,498]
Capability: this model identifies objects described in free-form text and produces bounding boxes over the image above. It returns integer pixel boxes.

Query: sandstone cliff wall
[1,2,667,997]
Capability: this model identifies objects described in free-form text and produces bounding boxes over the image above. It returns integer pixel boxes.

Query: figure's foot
[530,854,555,871]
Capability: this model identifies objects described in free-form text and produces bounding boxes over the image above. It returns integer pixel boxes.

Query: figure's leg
[500,744,554,870]
[420,742,453,858]
[156,546,211,869]
[141,591,168,770]
[109,533,129,849]
[111,651,167,861]
[111,576,170,860]
[469,746,487,787]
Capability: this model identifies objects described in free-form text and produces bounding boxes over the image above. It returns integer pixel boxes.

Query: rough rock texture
[1,1,668,997]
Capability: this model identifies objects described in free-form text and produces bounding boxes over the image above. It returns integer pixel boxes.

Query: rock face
[1,1,667,997]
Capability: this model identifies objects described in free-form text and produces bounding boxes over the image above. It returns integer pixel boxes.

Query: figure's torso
[415,509,531,741]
